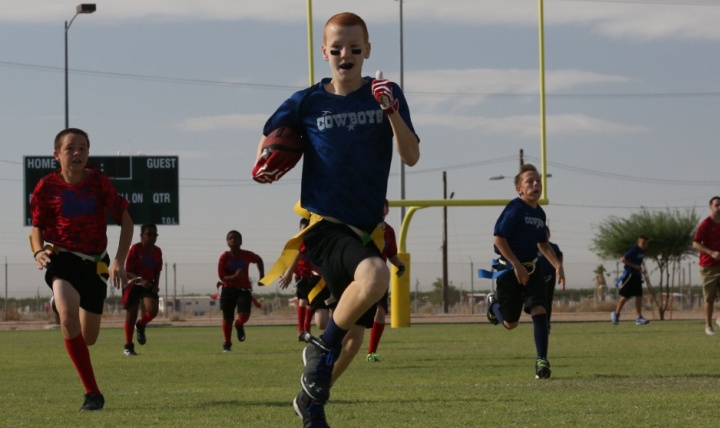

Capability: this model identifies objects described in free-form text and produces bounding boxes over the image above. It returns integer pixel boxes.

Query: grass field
[2,320,719,427]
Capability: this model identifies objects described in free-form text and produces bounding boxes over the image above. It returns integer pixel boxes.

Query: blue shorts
[44,251,110,315]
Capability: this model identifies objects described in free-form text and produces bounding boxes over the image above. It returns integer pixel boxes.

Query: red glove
[252,148,297,183]
[372,71,399,115]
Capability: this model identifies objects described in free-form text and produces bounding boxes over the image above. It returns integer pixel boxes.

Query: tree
[590,209,698,320]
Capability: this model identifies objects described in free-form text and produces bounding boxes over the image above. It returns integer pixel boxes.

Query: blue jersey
[537,241,562,276]
[623,245,645,275]
[493,198,548,263]
[263,77,416,231]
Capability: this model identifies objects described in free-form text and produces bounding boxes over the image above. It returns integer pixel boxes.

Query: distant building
[159,295,217,316]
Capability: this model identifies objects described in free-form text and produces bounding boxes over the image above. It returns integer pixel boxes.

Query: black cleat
[235,322,246,342]
[486,293,499,325]
[123,344,137,356]
[535,358,552,379]
[222,342,232,352]
[80,393,105,411]
[293,389,329,428]
[301,335,339,403]
[135,321,146,345]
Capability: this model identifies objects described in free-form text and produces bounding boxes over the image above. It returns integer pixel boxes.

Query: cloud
[406,68,629,112]
[177,114,267,132]
[4,1,720,40]
[415,113,648,137]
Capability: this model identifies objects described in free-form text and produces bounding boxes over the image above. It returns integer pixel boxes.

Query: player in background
[610,235,650,326]
[255,12,419,428]
[122,223,163,356]
[217,230,265,352]
[30,128,133,411]
[484,164,564,379]
[367,199,405,362]
[691,196,720,335]
[536,226,563,332]
[280,218,330,340]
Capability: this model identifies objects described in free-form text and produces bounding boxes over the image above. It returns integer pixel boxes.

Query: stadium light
[65,3,96,129]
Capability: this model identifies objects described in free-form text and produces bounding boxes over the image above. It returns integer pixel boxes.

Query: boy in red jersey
[30,128,133,411]
[366,199,405,362]
[692,196,720,335]
[218,230,265,351]
[122,223,163,355]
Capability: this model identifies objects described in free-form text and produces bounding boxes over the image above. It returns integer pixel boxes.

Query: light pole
[65,3,96,129]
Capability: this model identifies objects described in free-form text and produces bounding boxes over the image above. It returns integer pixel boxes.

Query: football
[252,126,304,183]
[261,126,304,159]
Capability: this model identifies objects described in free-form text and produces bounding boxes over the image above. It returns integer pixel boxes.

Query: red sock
[297,306,307,333]
[236,313,250,326]
[124,321,134,345]
[222,320,232,343]
[368,322,385,354]
[303,308,313,334]
[138,312,156,327]
[64,335,100,394]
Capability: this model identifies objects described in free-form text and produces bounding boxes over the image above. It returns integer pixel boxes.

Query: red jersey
[30,167,129,255]
[218,249,262,289]
[126,242,163,282]
[295,243,317,280]
[381,222,398,262]
[694,216,720,267]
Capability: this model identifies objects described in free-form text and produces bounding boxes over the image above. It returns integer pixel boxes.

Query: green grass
[2,321,719,427]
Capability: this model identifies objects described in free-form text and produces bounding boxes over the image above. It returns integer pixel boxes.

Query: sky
[1,0,719,299]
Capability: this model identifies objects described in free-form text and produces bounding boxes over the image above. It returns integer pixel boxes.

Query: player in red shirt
[122,224,163,355]
[217,230,265,351]
[366,199,405,362]
[30,128,133,411]
[692,196,720,335]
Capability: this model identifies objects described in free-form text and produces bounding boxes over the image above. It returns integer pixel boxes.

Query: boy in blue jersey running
[255,12,419,428]
[485,164,564,379]
[611,235,650,326]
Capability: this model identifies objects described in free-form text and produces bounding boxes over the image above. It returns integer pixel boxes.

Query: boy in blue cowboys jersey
[611,235,650,326]
[485,164,564,379]
[256,12,419,428]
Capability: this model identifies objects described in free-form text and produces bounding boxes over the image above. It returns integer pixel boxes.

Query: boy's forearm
[114,211,134,263]
[389,115,419,166]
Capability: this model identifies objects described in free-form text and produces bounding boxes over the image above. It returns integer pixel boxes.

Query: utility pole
[442,172,449,314]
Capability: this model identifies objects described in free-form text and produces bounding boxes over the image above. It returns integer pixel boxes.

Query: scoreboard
[24,156,179,226]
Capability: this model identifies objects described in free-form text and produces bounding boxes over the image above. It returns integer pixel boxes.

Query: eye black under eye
[351,48,362,55]
[330,49,340,56]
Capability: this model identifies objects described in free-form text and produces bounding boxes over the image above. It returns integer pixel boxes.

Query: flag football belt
[30,236,109,278]
[261,201,385,306]
[478,257,537,280]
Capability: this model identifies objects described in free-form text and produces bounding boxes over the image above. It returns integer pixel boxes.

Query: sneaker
[293,389,329,428]
[301,335,339,403]
[535,358,552,379]
[235,322,246,342]
[367,352,381,362]
[610,311,619,325]
[486,293,499,325]
[80,393,105,411]
[135,321,146,345]
[705,327,716,336]
[222,342,232,352]
[635,316,650,326]
[123,344,137,356]
[298,332,310,342]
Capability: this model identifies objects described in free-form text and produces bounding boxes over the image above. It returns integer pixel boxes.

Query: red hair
[324,12,368,43]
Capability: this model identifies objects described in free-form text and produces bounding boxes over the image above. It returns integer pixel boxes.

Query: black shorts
[496,266,547,324]
[618,272,643,298]
[376,289,389,313]
[220,287,252,316]
[122,283,159,310]
[44,251,110,315]
[296,276,319,300]
[303,221,382,327]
